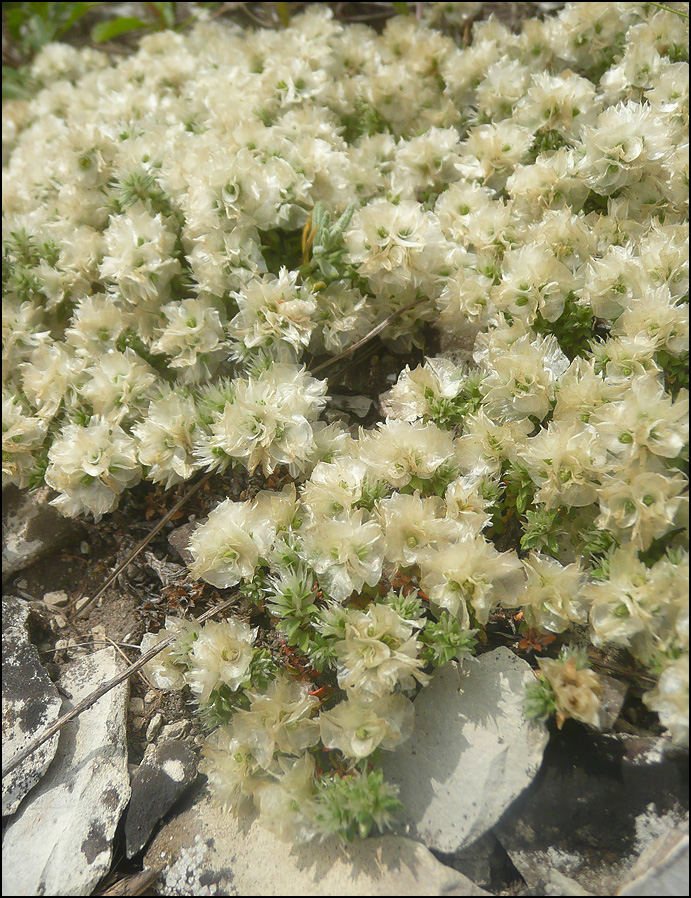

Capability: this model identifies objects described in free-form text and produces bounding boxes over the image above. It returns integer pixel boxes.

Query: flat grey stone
[2,484,82,582]
[144,794,492,896]
[494,728,689,896]
[2,648,131,896]
[125,740,198,858]
[380,648,549,853]
[167,522,197,566]
[2,596,62,816]
[617,828,689,896]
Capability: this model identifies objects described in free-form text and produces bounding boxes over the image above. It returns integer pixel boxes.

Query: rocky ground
[2,2,689,895]
[2,336,689,896]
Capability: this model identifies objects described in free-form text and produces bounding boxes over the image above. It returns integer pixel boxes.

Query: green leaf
[149,2,176,29]
[61,2,100,33]
[91,16,151,43]
[391,2,411,14]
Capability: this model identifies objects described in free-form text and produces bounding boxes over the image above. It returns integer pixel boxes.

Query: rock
[43,590,69,608]
[598,673,628,731]
[144,794,492,896]
[2,484,82,582]
[2,647,131,896]
[159,720,192,741]
[433,830,524,894]
[380,648,549,854]
[616,828,689,896]
[125,740,198,858]
[167,523,197,566]
[493,725,689,896]
[146,712,164,742]
[2,596,62,816]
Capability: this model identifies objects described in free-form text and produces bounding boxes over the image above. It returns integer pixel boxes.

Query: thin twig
[71,470,213,620]
[2,593,239,780]
[311,297,426,374]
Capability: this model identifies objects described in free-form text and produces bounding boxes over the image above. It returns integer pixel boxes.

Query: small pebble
[80,541,91,555]
[160,720,191,741]
[15,578,28,590]
[130,698,145,716]
[146,713,164,742]
[131,716,145,731]
[75,596,91,613]
[43,591,69,608]
[144,690,157,705]
[54,616,67,630]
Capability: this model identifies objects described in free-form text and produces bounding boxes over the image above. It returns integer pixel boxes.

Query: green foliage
[420,611,478,667]
[520,507,562,557]
[340,99,392,143]
[313,767,403,841]
[300,201,358,285]
[524,675,557,722]
[534,294,597,361]
[656,348,689,396]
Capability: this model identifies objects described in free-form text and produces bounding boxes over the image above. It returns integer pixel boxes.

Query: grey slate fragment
[381,648,549,854]
[494,727,689,896]
[125,739,198,858]
[2,596,61,816]
[2,647,131,897]
[617,828,689,896]
[2,484,82,582]
[167,522,197,565]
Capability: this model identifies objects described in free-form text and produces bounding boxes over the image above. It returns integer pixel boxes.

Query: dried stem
[311,297,425,374]
[71,470,214,620]
[2,593,239,780]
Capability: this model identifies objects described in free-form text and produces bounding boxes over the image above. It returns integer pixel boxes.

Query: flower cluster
[4,0,689,842]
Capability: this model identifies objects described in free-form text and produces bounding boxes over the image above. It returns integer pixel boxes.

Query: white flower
[194,363,328,477]
[2,391,47,488]
[299,508,384,602]
[45,418,141,521]
[357,419,460,489]
[133,387,199,488]
[520,420,609,509]
[252,753,319,844]
[345,198,448,296]
[80,348,157,422]
[420,536,524,627]
[231,673,320,769]
[380,357,466,423]
[579,102,671,195]
[189,489,296,588]
[589,375,689,463]
[509,553,589,634]
[185,618,257,704]
[643,654,689,748]
[478,333,570,423]
[151,296,227,377]
[584,546,669,662]
[99,202,180,305]
[332,602,428,698]
[319,693,414,759]
[200,726,263,809]
[537,653,603,729]
[377,491,463,567]
[228,268,318,353]
[596,458,687,551]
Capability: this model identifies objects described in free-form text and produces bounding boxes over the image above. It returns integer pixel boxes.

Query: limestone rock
[2,596,61,816]
[2,484,82,582]
[617,828,689,896]
[2,648,131,896]
[145,793,492,896]
[380,648,549,853]
[494,726,689,895]
[125,739,198,858]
